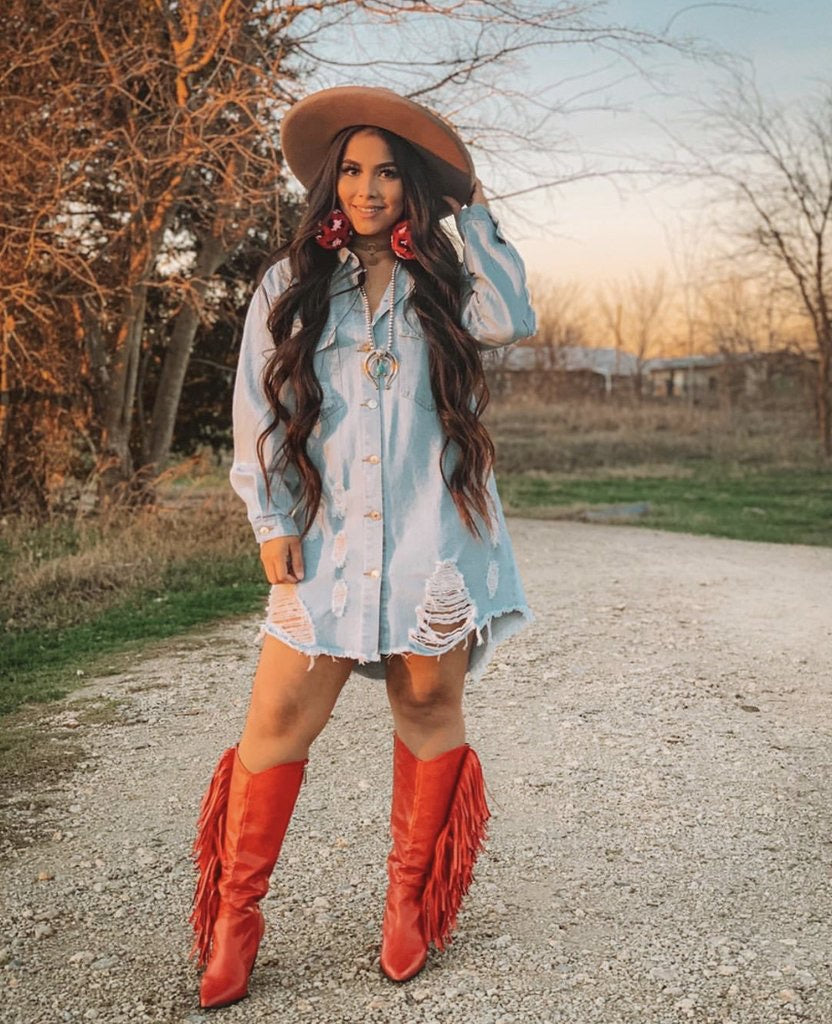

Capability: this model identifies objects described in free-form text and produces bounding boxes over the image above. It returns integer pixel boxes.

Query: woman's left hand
[442,176,489,217]
[468,177,489,208]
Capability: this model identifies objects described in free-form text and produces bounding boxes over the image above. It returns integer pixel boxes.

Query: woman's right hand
[260,536,305,584]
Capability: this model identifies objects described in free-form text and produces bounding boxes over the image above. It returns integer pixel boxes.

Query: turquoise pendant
[363,349,400,390]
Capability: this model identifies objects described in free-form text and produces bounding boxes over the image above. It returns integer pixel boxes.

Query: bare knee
[388,671,462,726]
[245,639,352,747]
[248,688,308,740]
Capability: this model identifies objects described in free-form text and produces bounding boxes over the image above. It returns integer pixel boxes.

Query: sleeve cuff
[251,513,299,543]
[456,203,508,244]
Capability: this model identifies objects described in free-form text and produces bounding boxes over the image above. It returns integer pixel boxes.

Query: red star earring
[315,208,354,250]
[391,219,416,260]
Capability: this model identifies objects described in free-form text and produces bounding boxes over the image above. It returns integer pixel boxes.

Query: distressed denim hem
[256,621,388,671]
[465,603,536,685]
[255,602,535,682]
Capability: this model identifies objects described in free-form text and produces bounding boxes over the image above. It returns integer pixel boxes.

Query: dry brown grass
[1,461,252,633]
[484,395,821,474]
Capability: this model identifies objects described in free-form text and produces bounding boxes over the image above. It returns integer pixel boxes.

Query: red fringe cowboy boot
[379,732,490,982]
[188,745,307,1009]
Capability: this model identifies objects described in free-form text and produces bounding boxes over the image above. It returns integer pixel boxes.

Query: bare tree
[688,74,832,453]
[596,272,667,395]
[701,271,794,358]
[526,276,587,371]
[0,0,711,511]
[1,0,305,506]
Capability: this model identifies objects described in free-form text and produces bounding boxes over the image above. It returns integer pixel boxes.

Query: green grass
[497,467,832,546]
[0,554,267,716]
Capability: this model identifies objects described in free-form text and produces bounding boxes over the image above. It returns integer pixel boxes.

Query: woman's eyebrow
[341,159,398,170]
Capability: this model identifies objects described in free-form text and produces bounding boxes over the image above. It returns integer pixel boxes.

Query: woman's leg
[192,635,355,1008]
[384,631,474,759]
[238,633,356,770]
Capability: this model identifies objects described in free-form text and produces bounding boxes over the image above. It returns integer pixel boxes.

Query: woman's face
[336,129,404,239]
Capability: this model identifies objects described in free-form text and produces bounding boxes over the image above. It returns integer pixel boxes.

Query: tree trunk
[96,180,185,499]
[145,234,227,472]
[98,283,148,496]
[78,298,110,425]
[817,339,831,458]
[0,314,10,453]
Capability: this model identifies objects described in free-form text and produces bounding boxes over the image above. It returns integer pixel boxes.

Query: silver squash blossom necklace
[359,260,399,390]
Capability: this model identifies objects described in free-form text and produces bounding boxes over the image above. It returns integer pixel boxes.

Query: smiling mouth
[354,206,384,214]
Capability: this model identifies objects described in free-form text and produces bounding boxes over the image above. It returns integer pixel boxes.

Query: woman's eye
[338,165,398,178]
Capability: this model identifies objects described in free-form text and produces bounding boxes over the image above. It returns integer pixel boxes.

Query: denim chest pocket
[311,322,343,422]
[394,328,437,411]
[310,314,437,418]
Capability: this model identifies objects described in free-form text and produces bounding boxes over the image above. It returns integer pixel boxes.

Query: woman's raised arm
[446,182,537,350]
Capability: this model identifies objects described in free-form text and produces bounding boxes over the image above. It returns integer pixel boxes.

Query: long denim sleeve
[457,203,537,348]
[229,262,301,543]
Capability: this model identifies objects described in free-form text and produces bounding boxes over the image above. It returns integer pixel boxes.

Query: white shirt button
[367,398,378,409]
[258,526,270,535]
[369,568,380,578]
[367,455,380,464]
[368,510,381,520]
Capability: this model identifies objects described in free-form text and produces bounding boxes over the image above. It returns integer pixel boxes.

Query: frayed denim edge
[256,603,535,680]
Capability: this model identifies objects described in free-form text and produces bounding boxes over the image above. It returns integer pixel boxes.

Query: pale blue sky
[508,1,832,284]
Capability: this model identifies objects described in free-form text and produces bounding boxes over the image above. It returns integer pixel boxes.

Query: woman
[188,86,536,1010]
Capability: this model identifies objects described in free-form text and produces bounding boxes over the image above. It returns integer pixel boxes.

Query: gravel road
[2,520,831,1024]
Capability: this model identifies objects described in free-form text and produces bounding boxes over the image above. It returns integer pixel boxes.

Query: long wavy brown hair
[256,123,497,541]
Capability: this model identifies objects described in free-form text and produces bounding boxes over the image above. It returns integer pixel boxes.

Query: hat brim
[280,86,475,221]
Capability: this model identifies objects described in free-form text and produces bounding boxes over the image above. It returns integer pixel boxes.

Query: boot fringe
[422,747,490,952]
[188,746,236,969]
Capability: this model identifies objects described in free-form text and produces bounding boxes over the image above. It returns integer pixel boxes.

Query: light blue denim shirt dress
[230,203,536,684]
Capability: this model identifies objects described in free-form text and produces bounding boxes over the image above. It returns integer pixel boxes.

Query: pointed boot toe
[199,971,248,1010]
[379,883,428,982]
[198,907,265,1008]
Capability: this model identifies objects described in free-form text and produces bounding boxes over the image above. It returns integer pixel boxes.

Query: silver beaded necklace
[359,260,399,390]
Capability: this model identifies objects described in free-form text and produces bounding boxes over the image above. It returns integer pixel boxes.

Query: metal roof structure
[494,345,642,380]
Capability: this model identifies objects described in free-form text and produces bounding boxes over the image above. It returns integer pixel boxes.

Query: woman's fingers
[443,179,489,215]
[260,536,304,584]
[288,537,305,580]
[470,177,489,207]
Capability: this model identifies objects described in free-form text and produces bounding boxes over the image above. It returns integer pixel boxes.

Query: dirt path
[2,520,831,1024]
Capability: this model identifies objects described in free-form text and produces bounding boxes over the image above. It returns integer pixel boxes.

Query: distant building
[484,345,642,398]
[484,343,814,403]
[643,354,726,400]
[644,350,815,402]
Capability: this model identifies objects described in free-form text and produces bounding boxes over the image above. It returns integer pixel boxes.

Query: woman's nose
[356,175,380,198]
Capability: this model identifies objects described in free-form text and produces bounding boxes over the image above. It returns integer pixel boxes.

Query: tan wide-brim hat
[280,86,475,219]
